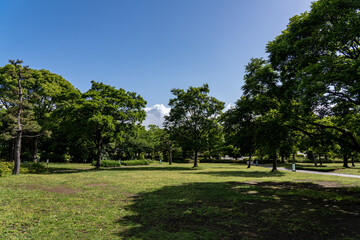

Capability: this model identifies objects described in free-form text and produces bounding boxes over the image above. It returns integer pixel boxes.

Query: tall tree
[266,0,360,154]
[0,60,40,174]
[222,97,257,168]
[164,84,224,168]
[59,81,146,168]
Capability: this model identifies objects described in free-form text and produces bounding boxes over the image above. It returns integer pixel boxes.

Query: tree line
[1,0,359,174]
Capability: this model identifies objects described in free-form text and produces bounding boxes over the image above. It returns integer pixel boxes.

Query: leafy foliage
[91,160,121,167]
[21,162,46,174]
[164,84,224,167]
[0,162,13,177]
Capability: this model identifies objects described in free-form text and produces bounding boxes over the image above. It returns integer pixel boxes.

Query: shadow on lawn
[117,181,360,240]
[45,166,193,174]
[192,170,285,178]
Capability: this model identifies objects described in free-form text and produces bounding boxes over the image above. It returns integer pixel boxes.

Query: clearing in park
[1,162,360,239]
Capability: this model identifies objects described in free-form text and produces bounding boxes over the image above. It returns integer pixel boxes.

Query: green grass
[1,163,360,239]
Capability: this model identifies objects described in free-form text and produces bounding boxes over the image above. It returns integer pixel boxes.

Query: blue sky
[0,0,313,125]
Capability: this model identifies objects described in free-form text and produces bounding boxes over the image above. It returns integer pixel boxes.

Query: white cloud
[142,104,171,128]
[224,103,234,112]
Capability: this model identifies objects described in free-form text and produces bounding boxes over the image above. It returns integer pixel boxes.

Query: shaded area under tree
[118,181,360,240]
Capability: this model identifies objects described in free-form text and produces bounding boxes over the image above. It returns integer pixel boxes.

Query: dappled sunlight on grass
[1,163,360,239]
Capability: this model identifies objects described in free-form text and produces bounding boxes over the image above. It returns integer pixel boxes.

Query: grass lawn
[1,163,360,239]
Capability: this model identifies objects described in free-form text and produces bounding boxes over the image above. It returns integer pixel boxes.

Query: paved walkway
[258,164,360,179]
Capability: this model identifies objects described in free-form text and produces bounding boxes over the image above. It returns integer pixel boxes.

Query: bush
[91,160,121,167]
[121,160,152,166]
[91,159,154,167]
[173,158,194,163]
[21,162,46,174]
[0,162,13,177]
[200,159,240,163]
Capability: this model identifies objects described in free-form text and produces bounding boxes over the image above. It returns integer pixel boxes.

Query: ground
[1,163,360,239]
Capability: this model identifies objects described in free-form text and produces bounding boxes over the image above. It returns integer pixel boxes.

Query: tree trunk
[271,155,277,172]
[96,144,102,168]
[247,155,252,168]
[292,154,295,164]
[96,137,103,169]
[168,146,172,165]
[343,154,349,168]
[325,154,328,161]
[12,71,23,175]
[351,156,355,167]
[193,150,199,168]
[12,130,22,175]
[32,137,38,163]
[319,154,322,166]
[312,152,317,167]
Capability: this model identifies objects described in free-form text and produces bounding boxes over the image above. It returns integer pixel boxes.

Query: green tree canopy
[164,84,224,167]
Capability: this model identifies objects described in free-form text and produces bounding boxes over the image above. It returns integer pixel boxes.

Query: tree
[266,0,360,155]
[241,58,290,171]
[26,68,77,162]
[0,60,40,174]
[58,81,146,168]
[222,97,257,168]
[164,84,224,168]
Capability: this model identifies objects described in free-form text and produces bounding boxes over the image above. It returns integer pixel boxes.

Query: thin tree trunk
[32,137,38,163]
[351,156,355,167]
[168,146,172,165]
[343,154,349,168]
[12,68,23,175]
[96,136,103,169]
[319,154,322,166]
[292,154,295,164]
[271,155,277,172]
[325,154,328,161]
[193,150,198,168]
[13,130,22,175]
[96,144,102,168]
[247,155,252,168]
[312,152,317,167]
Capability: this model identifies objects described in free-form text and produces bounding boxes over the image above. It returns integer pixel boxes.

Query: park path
[258,164,360,179]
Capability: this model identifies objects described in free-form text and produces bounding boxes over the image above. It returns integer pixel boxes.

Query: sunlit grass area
[1,163,360,239]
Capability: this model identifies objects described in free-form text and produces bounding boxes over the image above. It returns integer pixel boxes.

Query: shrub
[121,160,152,166]
[0,162,13,177]
[22,162,47,174]
[173,158,193,163]
[91,159,154,167]
[200,159,240,163]
[91,160,121,167]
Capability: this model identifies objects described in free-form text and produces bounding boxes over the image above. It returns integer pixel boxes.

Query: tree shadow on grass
[44,166,194,174]
[192,170,286,178]
[117,181,360,240]
[103,166,194,172]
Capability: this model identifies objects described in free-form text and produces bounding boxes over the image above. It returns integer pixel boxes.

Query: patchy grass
[0,163,360,239]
